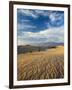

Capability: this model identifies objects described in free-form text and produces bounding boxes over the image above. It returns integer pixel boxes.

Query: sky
[17,9,64,45]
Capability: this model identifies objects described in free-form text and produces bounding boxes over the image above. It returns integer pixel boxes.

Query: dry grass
[17,46,64,80]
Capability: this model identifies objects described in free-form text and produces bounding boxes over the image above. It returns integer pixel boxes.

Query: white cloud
[18,26,64,45]
[35,10,48,16]
[18,9,64,23]
[17,23,36,30]
[49,14,56,22]
[49,12,64,22]
[18,9,55,19]
[18,9,38,18]
[20,19,30,23]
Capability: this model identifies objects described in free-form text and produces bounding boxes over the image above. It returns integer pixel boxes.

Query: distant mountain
[41,42,64,46]
[17,42,64,54]
[28,42,64,47]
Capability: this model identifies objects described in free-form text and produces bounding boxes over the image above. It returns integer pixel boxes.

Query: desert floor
[17,46,64,80]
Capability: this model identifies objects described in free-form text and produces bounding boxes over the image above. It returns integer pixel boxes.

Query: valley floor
[17,46,64,80]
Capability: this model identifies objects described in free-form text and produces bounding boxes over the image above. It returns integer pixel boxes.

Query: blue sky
[17,9,64,45]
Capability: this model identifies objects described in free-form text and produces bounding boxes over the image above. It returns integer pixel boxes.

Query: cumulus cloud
[18,26,64,45]
[18,9,38,18]
[17,23,36,30]
[18,9,64,20]
[17,9,64,45]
